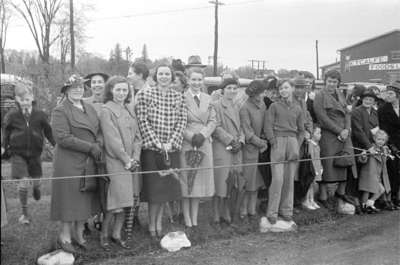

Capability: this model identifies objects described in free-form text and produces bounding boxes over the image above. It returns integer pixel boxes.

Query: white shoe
[259,217,272,233]
[18,215,31,225]
[311,201,320,209]
[270,220,297,232]
[302,202,316,210]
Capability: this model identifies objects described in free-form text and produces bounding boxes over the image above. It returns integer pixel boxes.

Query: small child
[358,130,392,214]
[2,82,55,224]
[302,127,323,210]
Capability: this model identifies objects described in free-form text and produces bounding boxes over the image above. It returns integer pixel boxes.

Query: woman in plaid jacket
[135,64,188,239]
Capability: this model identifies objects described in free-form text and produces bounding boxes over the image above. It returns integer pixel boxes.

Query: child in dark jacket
[2,82,55,224]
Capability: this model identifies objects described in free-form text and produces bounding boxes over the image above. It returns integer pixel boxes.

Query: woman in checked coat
[180,67,217,230]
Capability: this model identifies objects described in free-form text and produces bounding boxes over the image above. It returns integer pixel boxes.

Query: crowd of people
[1,55,399,254]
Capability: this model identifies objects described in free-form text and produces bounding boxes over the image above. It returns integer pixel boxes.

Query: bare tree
[55,1,87,75]
[0,0,12,73]
[11,0,62,65]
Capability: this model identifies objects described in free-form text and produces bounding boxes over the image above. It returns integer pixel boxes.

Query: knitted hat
[219,77,239,90]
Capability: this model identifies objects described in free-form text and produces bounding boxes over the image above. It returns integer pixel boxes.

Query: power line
[9,0,263,27]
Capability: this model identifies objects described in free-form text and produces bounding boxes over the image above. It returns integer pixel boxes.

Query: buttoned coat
[359,151,391,194]
[212,97,245,197]
[351,105,379,149]
[313,89,357,182]
[50,99,101,222]
[180,91,216,197]
[100,101,142,210]
[239,98,266,191]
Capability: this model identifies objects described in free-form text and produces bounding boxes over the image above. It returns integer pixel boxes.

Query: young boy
[264,79,305,231]
[2,82,55,224]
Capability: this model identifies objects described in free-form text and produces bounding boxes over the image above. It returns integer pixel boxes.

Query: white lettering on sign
[348,56,388,67]
[369,63,400,71]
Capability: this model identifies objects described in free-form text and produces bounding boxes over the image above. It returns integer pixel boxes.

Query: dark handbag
[333,142,355,168]
[297,141,316,197]
[79,157,101,192]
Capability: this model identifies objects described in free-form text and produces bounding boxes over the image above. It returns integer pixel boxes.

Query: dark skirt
[141,150,181,203]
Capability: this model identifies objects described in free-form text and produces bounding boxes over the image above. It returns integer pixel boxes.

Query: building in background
[320,61,341,79]
[338,29,400,84]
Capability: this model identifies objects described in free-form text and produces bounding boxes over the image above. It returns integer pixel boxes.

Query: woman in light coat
[99,76,142,250]
[212,78,245,225]
[180,67,217,230]
[239,80,268,220]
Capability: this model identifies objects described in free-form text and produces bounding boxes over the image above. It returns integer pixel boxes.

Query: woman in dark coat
[50,75,102,253]
[313,70,356,208]
[378,81,400,207]
[351,88,379,212]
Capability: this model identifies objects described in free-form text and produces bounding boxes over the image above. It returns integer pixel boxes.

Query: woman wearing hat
[378,81,400,207]
[212,78,245,225]
[351,88,380,212]
[50,74,102,253]
[83,72,109,115]
[136,64,187,239]
[239,80,268,220]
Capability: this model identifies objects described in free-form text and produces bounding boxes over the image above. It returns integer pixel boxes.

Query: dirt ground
[92,211,400,265]
[1,162,400,265]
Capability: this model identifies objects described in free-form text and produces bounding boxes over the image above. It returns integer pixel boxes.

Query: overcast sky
[7,0,400,74]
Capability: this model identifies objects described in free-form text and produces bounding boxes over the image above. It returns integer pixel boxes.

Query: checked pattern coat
[135,86,188,151]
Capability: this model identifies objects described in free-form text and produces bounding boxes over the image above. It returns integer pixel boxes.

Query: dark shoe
[393,199,400,208]
[317,199,330,209]
[335,192,355,205]
[33,185,41,201]
[71,237,88,251]
[156,229,165,239]
[355,205,364,215]
[57,238,76,253]
[100,236,111,251]
[365,206,380,214]
[210,220,221,230]
[220,217,231,226]
[111,237,130,249]
[248,214,258,222]
[83,222,91,236]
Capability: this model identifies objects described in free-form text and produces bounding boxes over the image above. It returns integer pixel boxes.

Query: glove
[89,143,102,161]
[230,140,242,153]
[192,133,206,148]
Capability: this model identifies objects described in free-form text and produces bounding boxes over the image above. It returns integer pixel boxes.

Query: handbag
[333,141,354,168]
[79,157,99,192]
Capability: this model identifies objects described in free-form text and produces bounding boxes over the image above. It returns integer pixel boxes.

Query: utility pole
[70,0,75,70]
[315,40,319,80]
[209,0,224,76]
[248,59,266,78]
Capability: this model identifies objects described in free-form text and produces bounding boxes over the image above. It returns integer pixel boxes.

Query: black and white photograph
[0,0,399,264]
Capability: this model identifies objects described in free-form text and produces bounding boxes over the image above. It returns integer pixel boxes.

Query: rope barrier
[1,152,368,183]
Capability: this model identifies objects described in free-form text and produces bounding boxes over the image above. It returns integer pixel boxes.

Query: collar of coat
[102,100,135,118]
[62,99,98,137]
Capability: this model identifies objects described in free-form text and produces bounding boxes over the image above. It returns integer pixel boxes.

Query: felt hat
[61,74,88,94]
[83,72,109,87]
[351,84,367,98]
[360,88,378,100]
[387,80,400,94]
[293,77,309,88]
[245,80,267,97]
[185,55,206,68]
[219,77,239,90]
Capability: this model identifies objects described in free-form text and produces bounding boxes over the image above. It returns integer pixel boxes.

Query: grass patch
[1,162,343,265]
